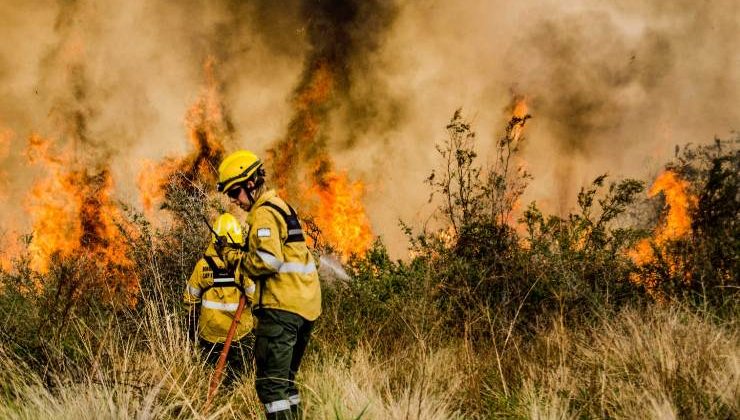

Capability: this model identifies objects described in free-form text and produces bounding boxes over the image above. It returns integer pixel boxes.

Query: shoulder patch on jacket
[257,228,271,238]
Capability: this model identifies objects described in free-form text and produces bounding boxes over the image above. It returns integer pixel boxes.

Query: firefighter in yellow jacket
[184,213,256,382]
[215,150,320,420]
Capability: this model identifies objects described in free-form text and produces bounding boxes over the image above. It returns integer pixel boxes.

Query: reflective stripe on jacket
[228,190,321,321]
[184,249,255,343]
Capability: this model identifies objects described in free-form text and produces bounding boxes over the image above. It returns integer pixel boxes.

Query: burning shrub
[417,107,642,330]
[631,137,739,306]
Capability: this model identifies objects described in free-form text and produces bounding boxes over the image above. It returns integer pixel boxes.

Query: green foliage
[319,239,440,356]
[641,137,740,307]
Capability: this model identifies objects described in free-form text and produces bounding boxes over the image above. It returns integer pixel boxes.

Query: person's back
[184,213,255,382]
[216,150,321,419]
[243,190,321,320]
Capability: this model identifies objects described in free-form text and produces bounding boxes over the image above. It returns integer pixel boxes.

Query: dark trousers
[199,334,254,386]
[254,309,314,418]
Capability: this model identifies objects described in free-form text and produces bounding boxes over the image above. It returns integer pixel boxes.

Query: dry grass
[0,287,736,419]
[517,307,738,419]
[302,346,465,419]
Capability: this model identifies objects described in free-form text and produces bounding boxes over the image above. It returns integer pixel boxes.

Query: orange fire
[498,95,531,227]
[0,229,22,273]
[510,95,529,143]
[629,170,697,292]
[0,124,10,156]
[306,170,373,259]
[137,158,177,213]
[138,57,229,212]
[24,134,137,303]
[267,60,374,259]
[269,62,334,195]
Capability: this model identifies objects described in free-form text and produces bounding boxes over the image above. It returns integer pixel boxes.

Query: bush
[0,110,737,418]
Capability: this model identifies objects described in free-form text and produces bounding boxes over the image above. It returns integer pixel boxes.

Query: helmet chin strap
[243,180,262,205]
[245,188,256,205]
[238,169,265,207]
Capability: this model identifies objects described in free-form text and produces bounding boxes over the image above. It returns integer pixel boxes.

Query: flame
[499,95,531,226]
[137,57,229,212]
[269,62,334,195]
[509,95,530,143]
[0,230,22,273]
[512,97,529,119]
[629,170,697,293]
[24,134,137,304]
[306,170,373,259]
[266,60,374,259]
[648,171,695,241]
[137,157,179,213]
[0,125,11,157]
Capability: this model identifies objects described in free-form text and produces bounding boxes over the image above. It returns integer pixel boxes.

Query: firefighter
[184,212,256,384]
[214,150,321,420]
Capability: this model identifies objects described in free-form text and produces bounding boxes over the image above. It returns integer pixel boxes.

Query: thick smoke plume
[267,0,399,192]
[261,0,398,256]
[0,0,737,258]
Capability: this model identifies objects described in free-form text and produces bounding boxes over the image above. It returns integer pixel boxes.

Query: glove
[221,246,241,268]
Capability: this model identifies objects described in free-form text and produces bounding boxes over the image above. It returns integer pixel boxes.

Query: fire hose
[205,293,247,410]
[200,214,243,410]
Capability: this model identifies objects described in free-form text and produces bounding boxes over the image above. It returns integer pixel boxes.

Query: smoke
[266,0,400,195]
[361,0,738,239]
[0,0,737,258]
[506,1,740,213]
[39,0,107,161]
[0,125,11,200]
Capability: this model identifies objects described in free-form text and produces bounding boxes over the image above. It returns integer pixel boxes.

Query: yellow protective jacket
[223,190,321,321]
[184,247,255,343]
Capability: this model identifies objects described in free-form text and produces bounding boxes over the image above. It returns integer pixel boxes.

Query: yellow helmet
[217,150,263,193]
[212,213,243,245]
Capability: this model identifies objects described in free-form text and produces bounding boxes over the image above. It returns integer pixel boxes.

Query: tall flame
[138,57,230,212]
[268,61,374,259]
[0,126,19,271]
[629,170,697,292]
[24,134,137,304]
[510,96,529,143]
[269,62,334,195]
[501,95,531,226]
[0,229,22,273]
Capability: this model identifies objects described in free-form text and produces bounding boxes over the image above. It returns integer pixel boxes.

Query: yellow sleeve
[242,206,285,278]
[183,260,211,307]
[236,267,256,305]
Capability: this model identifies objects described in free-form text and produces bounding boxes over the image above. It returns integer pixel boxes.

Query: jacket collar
[247,189,277,225]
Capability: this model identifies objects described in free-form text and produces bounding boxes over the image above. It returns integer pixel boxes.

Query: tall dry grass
[516,307,738,419]
[1,285,735,419]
